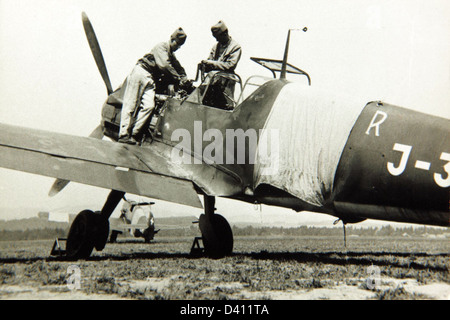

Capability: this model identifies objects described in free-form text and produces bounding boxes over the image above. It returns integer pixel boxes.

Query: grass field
[0,235,448,300]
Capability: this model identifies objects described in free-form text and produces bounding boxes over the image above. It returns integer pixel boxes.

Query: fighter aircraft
[108,196,158,243]
[38,196,159,243]
[0,13,448,259]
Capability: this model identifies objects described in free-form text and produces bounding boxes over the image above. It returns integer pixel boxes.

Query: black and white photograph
[0,0,449,306]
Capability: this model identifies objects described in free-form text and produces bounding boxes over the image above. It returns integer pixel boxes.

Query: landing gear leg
[197,195,233,258]
[66,190,125,259]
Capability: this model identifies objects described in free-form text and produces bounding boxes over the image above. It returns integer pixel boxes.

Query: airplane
[0,12,448,260]
[105,196,158,243]
[38,196,159,243]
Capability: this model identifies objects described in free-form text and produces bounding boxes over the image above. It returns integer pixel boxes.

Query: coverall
[205,37,241,108]
[119,41,186,140]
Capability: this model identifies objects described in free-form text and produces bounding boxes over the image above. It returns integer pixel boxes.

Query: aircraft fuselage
[101,78,449,227]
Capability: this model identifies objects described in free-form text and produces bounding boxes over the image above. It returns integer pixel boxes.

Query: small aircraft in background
[38,196,159,244]
[1,12,448,260]
[108,196,158,243]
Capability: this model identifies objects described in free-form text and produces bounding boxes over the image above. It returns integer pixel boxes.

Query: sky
[0,0,449,226]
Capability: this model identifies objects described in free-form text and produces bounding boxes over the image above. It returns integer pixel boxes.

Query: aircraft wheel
[93,211,109,251]
[109,230,120,243]
[66,210,109,259]
[199,213,233,258]
[143,227,155,243]
[66,210,96,259]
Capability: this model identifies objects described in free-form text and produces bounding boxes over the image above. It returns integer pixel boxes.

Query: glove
[201,60,215,72]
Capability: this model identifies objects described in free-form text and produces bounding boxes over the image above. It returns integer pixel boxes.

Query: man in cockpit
[201,21,242,109]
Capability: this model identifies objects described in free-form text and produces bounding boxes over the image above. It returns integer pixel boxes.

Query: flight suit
[119,41,187,141]
[205,37,242,108]
[207,37,242,73]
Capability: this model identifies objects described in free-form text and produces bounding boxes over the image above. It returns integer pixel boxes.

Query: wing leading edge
[0,123,202,208]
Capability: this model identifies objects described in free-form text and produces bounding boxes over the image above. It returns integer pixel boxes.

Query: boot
[118,135,137,145]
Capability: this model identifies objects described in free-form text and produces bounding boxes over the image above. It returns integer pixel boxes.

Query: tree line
[0,228,67,241]
[230,225,450,237]
[0,224,448,241]
[155,224,449,238]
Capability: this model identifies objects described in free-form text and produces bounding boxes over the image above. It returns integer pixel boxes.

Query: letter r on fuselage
[365,110,388,137]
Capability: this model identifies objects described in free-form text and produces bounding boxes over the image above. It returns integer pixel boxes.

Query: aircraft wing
[0,123,204,208]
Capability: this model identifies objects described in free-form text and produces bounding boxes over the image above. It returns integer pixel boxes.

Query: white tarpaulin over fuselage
[254,82,367,207]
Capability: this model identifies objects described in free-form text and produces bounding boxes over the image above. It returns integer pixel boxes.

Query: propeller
[81,11,113,95]
[49,12,112,197]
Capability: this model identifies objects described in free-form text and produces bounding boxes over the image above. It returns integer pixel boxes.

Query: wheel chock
[190,236,204,256]
[50,238,67,257]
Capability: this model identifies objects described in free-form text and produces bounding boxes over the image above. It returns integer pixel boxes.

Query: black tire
[66,210,96,259]
[143,226,155,243]
[199,213,233,258]
[93,211,109,251]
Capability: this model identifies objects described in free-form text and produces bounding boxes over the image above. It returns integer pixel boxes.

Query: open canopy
[250,57,311,85]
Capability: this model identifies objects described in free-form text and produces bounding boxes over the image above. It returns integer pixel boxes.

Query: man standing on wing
[119,28,188,145]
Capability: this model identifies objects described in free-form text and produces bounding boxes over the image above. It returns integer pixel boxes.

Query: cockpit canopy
[185,57,310,111]
[185,70,243,110]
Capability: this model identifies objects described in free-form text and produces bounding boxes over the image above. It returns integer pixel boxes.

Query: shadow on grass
[1,250,446,273]
[246,250,449,272]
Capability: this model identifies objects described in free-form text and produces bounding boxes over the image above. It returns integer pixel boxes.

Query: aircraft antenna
[343,222,347,248]
[334,219,347,248]
[280,29,291,80]
[280,27,307,80]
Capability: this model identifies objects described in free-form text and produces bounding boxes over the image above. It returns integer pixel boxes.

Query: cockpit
[185,70,242,110]
[183,56,311,110]
[100,57,310,141]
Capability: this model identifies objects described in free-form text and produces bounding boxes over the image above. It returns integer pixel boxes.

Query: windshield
[237,75,273,104]
[186,71,243,110]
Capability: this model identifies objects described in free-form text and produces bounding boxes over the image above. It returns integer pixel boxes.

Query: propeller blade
[81,11,113,95]
[48,124,104,197]
[48,179,70,197]
[49,14,108,197]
